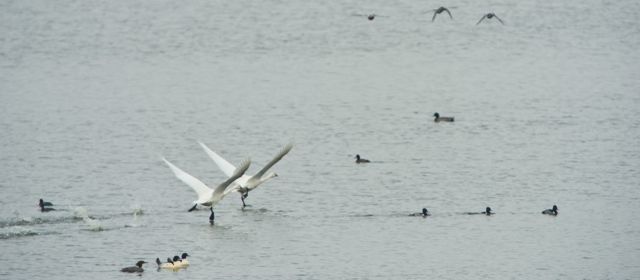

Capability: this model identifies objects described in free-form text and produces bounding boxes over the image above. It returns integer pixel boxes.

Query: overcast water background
[1,0,639,279]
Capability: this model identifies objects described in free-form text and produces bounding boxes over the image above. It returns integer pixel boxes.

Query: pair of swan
[163,142,293,223]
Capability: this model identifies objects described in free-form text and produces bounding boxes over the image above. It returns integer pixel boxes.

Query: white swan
[198,142,293,207]
[162,157,251,217]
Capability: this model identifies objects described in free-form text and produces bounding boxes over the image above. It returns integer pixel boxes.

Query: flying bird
[432,7,453,21]
[199,142,293,208]
[476,13,504,25]
[163,157,251,222]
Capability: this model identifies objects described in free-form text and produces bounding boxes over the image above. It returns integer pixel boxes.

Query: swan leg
[188,204,198,212]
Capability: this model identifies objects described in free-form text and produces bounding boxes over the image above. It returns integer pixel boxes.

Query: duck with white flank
[355,154,370,163]
[156,258,176,269]
[163,157,251,223]
[542,205,558,215]
[476,13,504,25]
[177,253,189,267]
[198,142,293,208]
[433,112,454,122]
[121,260,146,273]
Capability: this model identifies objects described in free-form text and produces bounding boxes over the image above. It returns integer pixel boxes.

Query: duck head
[485,207,492,215]
[422,208,428,216]
[135,261,146,268]
[181,253,189,259]
[433,112,440,118]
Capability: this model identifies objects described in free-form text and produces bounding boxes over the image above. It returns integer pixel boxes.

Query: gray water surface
[1,0,639,279]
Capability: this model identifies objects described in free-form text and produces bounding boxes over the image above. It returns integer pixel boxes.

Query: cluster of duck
[365,6,504,25]
[162,142,293,224]
[120,253,190,273]
[409,205,559,217]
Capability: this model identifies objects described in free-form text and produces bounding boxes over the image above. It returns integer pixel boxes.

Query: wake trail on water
[0,205,148,238]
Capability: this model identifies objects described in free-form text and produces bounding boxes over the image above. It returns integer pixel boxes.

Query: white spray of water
[73,207,103,231]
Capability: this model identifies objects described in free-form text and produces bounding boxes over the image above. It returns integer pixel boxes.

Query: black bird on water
[476,13,504,25]
[433,112,455,122]
[355,154,370,163]
[410,208,431,217]
[542,205,558,215]
[465,207,494,216]
[121,261,146,273]
[39,199,55,212]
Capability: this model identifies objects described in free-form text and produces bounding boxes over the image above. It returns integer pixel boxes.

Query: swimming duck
[156,258,175,269]
[121,260,146,273]
[38,199,53,207]
[39,205,55,212]
[410,208,431,217]
[476,13,504,25]
[368,14,375,20]
[355,154,370,163]
[542,205,558,215]
[198,142,293,208]
[177,253,189,267]
[433,112,454,122]
[432,7,453,21]
[465,207,493,215]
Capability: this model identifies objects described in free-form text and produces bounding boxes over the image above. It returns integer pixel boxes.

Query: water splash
[73,207,104,231]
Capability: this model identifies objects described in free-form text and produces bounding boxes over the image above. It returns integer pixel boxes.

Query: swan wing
[251,143,293,181]
[213,159,251,200]
[163,158,212,201]
[198,141,237,178]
